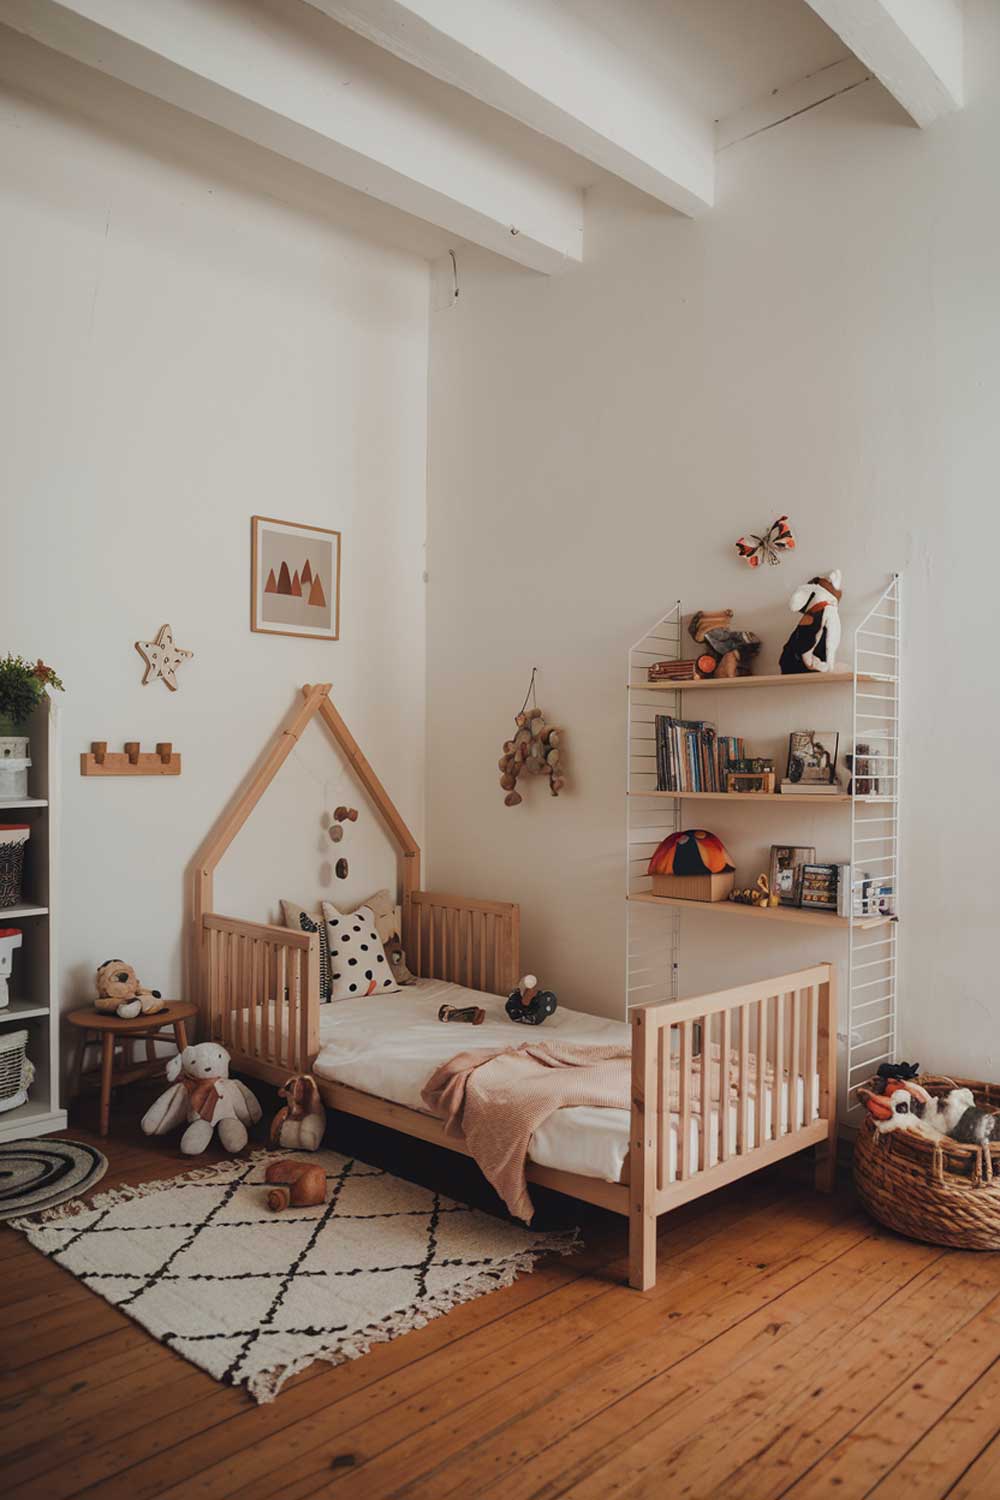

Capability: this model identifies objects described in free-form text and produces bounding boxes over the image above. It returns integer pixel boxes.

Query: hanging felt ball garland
[498,669,566,807]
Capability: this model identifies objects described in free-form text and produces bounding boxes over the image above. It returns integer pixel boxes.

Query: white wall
[0,36,429,1026]
[426,1,1000,1081]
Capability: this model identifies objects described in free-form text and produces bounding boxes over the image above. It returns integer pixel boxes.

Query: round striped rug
[0,1139,107,1221]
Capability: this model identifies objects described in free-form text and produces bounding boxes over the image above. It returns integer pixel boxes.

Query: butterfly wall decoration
[735,516,796,568]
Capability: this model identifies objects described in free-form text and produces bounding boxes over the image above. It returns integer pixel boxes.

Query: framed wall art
[768,844,816,908]
[251,516,341,641]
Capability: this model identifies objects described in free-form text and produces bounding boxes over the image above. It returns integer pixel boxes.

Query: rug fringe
[246,1228,581,1403]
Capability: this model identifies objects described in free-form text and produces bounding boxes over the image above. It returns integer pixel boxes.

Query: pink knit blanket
[421,1041,631,1222]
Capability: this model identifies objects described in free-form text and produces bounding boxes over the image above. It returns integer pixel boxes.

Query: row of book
[654,716,744,793]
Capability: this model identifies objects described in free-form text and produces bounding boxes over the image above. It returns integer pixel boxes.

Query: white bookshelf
[0,696,67,1141]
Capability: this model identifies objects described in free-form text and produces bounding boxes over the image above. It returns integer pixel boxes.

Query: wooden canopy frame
[194,683,420,950]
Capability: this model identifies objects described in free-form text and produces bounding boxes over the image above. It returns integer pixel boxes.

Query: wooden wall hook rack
[81,742,182,776]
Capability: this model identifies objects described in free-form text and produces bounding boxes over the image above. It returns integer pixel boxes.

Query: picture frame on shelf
[799,863,840,912]
[786,730,839,785]
[768,844,815,908]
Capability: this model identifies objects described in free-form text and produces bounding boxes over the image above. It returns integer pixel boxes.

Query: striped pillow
[279,900,332,1002]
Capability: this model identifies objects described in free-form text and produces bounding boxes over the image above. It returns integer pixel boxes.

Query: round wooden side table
[66,1002,197,1137]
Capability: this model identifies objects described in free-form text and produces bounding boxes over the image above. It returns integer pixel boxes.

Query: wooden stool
[66,1002,197,1137]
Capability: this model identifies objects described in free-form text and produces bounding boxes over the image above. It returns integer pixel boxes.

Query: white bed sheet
[312,979,818,1185]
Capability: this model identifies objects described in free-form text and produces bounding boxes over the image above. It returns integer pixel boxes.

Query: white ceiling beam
[305,0,715,217]
[0,0,584,272]
[802,0,963,126]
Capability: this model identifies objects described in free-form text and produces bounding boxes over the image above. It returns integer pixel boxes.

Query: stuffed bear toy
[779,571,843,674]
[95,959,165,1020]
[141,1041,262,1154]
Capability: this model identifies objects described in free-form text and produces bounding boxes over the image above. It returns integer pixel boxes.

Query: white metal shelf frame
[625,578,902,1117]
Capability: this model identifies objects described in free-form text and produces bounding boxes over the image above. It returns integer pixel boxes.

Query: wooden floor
[5,1086,1000,1500]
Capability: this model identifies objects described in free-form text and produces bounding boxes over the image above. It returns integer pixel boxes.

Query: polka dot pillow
[321,902,400,1000]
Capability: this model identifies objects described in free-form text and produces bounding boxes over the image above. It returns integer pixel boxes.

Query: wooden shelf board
[0,1099,67,1142]
[0,798,48,809]
[629,791,894,806]
[636,671,892,693]
[628,891,893,931]
[0,1001,51,1022]
[0,904,49,919]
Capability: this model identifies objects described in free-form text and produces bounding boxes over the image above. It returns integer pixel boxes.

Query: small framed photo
[769,844,815,908]
[251,515,341,640]
[799,862,840,912]
[786,730,839,785]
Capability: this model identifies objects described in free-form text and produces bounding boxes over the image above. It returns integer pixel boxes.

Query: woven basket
[854,1075,1000,1250]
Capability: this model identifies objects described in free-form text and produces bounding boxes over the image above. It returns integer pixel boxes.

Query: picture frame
[768,844,816,908]
[251,516,341,641]
[799,862,840,912]
[786,730,839,785]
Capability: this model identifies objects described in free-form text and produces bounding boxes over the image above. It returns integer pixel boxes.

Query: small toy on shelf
[0,927,22,1008]
[728,875,780,909]
[498,670,565,806]
[141,1041,262,1154]
[439,1003,486,1025]
[94,959,165,1020]
[264,1159,327,1212]
[647,610,761,683]
[505,974,557,1026]
[270,1074,327,1150]
[779,572,843,674]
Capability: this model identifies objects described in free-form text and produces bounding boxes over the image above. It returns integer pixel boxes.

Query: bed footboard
[629,964,837,1291]
[202,914,320,1084]
[404,891,520,996]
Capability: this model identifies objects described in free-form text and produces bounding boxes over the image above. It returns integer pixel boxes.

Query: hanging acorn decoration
[498,669,566,807]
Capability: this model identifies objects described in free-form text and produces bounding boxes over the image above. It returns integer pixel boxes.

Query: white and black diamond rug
[12,1149,577,1402]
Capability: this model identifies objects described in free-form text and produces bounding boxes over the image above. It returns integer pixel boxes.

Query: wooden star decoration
[135,623,194,692]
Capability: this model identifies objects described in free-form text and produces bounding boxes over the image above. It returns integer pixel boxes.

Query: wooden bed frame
[193,685,838,1290]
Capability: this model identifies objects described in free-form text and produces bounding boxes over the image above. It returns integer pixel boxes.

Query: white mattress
[312,979,818,1185]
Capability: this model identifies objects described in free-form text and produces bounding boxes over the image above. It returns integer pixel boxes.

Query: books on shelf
[655,715,744,793]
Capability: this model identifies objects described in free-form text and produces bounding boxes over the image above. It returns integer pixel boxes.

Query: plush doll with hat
[141,1041,262,1154]
[95,959,165,1020]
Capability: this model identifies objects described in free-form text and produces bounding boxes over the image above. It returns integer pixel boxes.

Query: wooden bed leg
[815,972,838,1193]
[814,1139,838,1193]
[629,1008,658,1290]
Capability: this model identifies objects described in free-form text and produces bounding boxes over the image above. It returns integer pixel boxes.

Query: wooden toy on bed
[191,684,838,1291]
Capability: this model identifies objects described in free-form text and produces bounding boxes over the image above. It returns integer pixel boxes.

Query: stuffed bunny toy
[141,1041,261,1155]
[270,1073,326,1151]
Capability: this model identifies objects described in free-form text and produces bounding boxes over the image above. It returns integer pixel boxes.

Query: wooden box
[651,871,734,903]
[725,771,776,795]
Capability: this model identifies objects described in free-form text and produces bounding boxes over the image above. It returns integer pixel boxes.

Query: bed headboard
[404,891,520,997]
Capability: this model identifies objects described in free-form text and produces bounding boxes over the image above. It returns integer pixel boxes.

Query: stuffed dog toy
[779,572,843,674]
[95,959,165,1020]
[141,1041,261,1154]
[270,1074,326,1151]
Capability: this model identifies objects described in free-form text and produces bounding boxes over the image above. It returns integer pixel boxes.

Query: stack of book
[779,780,842,796]
[655,716,744,793]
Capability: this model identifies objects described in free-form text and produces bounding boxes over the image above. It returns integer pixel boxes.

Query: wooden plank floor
[5,1084,1000,1500]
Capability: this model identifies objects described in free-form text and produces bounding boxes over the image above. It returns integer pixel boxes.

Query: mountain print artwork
[252,516,341,640]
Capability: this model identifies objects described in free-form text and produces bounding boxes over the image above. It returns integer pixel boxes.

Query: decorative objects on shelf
[264,1159,327,1212]
[785,729,839,787]
[734,515,795,568]
[0,655,63,737]
[0,928,22,1008]
[135,624,194,691]
[251,515,341,641]
[94,959,165,1020]
[725,770,776,795]
[0,1029,34,1115]
[498,669,565,806]
[779,572,843,674]
[728,875,779,909]
[270,1075,326,1150]
[846,743,883,797]
[141,1041,262,1155]
[647,609,760,683]
[800,863,840,912]
[80,741,181,776]
[647,828,735,902]
[769,845,816,908]
[505,974,558,1026]
[0,825,29,908]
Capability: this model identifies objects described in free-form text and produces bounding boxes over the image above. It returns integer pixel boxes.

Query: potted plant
[0,656,64,736]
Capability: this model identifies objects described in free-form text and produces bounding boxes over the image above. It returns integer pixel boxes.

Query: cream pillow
[280,899,332,1002]
[321,902,400,1000]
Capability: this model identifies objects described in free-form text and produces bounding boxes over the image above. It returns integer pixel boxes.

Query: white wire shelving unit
[626,577,901,1117]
